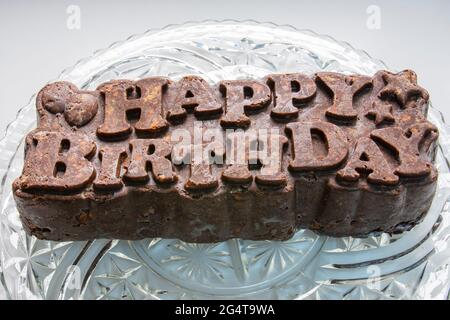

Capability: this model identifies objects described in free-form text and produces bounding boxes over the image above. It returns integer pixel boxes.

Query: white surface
[0,0,449,135]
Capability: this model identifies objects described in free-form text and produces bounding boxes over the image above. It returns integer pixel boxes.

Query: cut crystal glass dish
[0,20,449,300]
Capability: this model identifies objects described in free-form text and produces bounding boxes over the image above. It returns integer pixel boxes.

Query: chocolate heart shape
[64,93,98,127]
[42,94,66,114]
[41,82,77,114]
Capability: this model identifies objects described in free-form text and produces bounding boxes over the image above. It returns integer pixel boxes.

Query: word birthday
[16,70,437,194]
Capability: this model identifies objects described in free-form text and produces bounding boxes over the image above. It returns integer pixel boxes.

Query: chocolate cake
[12,70,439,242]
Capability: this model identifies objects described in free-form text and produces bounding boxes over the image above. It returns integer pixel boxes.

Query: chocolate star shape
[378,70,429,107]
[366,100,395,125]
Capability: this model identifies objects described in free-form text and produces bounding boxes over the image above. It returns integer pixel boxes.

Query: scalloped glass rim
[0,20,449,300]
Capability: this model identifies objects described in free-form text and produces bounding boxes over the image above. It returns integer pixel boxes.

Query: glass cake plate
[1,20,450,300]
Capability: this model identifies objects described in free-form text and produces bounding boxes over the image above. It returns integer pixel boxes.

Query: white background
[0,0,449,134]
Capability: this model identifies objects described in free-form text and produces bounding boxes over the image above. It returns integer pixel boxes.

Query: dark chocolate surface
[13,70,439,242]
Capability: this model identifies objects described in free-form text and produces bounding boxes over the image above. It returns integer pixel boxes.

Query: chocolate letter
[316,73,372,121]
[125,139,177,184]
[222,131,257,184]
[185,140,224,191]
[267,73,316,120]
[255,133,288,186]
[93,145,128,191]
[18,131,96,192]
[166,76,222,121]
[371,122,438,177]
[337,137,398,185]
[97,78,169,138]
[220,80,271,128]
[286,121,348,172]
